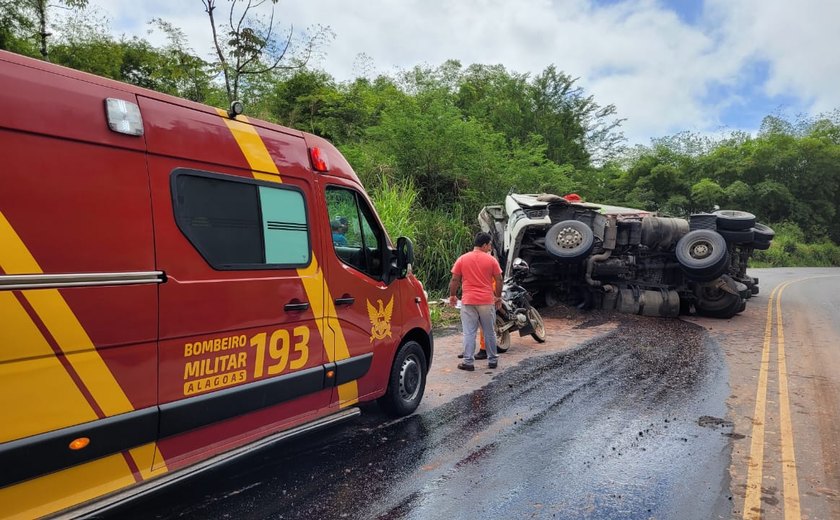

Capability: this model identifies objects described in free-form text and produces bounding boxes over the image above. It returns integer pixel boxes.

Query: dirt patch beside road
[421,306,617,411]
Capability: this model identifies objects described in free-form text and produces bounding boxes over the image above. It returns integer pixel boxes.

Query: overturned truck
[479,193,774,319]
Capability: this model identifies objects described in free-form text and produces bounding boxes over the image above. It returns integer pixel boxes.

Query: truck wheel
[495,315,511,353]
[675,230,729,281]
[695,286,743,318]
[378,341,427,416]
[545,220,594,262]
[714,210,756,230]
[527,307,547,343]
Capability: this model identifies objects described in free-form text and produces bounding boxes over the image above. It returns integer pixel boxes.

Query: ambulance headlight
[105,98,144,136]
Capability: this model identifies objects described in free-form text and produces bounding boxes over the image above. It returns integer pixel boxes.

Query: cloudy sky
[91,0,840,145]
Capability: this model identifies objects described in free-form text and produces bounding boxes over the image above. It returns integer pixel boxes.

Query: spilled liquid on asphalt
[111,315,733,520]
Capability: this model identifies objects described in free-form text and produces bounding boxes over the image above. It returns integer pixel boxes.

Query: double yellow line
[742,279,806,519]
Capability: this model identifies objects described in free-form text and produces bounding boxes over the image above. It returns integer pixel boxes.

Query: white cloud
[711,0,840,114]
[85,0,840,144]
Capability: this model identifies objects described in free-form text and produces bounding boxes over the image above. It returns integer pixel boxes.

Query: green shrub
[751,221,840,267]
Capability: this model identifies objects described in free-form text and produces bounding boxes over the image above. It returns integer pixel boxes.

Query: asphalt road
[100,268,840,520]
[695,268,840,520]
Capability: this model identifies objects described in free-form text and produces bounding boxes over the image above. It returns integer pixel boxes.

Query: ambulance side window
[326,186,384,279]
[173,170,310,269]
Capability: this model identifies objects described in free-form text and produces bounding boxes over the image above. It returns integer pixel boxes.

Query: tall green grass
[369,174,472,294]
[411,207,473,296]
[370,174,419,240]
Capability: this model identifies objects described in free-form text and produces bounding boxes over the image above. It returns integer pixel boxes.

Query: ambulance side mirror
[395,236,414,279]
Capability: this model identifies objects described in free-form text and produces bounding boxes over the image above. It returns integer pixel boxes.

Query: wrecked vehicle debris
[479,193,774,318]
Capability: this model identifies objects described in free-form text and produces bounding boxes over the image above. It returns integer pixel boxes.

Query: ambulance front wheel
[378,341,427,416]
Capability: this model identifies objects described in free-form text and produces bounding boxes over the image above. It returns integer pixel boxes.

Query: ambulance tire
[378,341,427,416]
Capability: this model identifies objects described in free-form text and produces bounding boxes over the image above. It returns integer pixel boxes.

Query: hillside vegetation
[3,2,839,294]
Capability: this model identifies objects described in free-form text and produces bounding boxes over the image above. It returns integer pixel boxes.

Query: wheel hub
[398,356,420,401]
[556,227,583,249]
[691,241,712,259]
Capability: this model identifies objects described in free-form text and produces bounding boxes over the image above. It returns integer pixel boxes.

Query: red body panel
[0,54,144,152]
[0,129,153,273]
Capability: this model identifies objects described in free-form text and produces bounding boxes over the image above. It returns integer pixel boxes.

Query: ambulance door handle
[335,296,355,306]
[284,300,310,312]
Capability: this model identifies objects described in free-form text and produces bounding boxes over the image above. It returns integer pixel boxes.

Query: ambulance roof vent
[105,98,144,136]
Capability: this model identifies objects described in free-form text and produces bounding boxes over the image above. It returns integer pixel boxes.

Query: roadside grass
[428,298,461,330]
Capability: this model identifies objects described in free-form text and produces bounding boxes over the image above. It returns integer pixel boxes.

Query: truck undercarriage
[479,194,773,318]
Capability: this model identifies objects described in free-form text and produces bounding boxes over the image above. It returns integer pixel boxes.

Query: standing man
[449,232,503,371]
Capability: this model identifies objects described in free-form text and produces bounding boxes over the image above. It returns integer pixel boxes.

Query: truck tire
[689,213,717,231]
[675,230,729,281]
[545,220,594,262]
[714,210,756,230]
[695,290,743,318]
[717,228,754,244]
[378,341,427,416]
[752,222,775,243]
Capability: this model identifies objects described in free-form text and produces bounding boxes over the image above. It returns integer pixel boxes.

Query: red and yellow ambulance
[0,50,433,518]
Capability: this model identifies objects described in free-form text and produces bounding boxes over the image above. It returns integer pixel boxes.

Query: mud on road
[115,311,734,520]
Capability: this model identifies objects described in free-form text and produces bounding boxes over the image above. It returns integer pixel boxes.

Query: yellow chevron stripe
[217,111,359,406]
[0,211,41,275]
[0,292,98,442]
[0,452,137,520]
[215,111,282,183]
[298,258,359,405]
[0,209,168,479]
[23,288,134,416]
[129,442,169,480]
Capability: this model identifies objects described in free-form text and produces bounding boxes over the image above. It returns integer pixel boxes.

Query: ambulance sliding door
[140,96,331,470]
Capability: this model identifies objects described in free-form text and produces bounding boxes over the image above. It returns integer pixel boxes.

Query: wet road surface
[107,315,734,520]
[696,268,840,520]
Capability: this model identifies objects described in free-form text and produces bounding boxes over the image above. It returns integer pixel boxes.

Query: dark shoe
[488,361,498,369]
[474,350,488,360]
[457,353,464,358]
[457,363,475,371]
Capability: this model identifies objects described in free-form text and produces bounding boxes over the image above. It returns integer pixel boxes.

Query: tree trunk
[36,0,49,61]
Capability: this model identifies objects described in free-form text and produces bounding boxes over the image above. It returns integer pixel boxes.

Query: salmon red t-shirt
[451,250,502,305]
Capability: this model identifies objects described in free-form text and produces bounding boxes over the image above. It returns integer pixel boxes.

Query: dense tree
[455,63,626,168]
[0,0,38,56]
[690,178,724,212]
[0,0,88,60]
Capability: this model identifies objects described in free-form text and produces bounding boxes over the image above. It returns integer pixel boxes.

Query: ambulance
[0,50,433,518]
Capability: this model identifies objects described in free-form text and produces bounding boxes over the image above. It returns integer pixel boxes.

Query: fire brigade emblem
[367,296,394,342]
